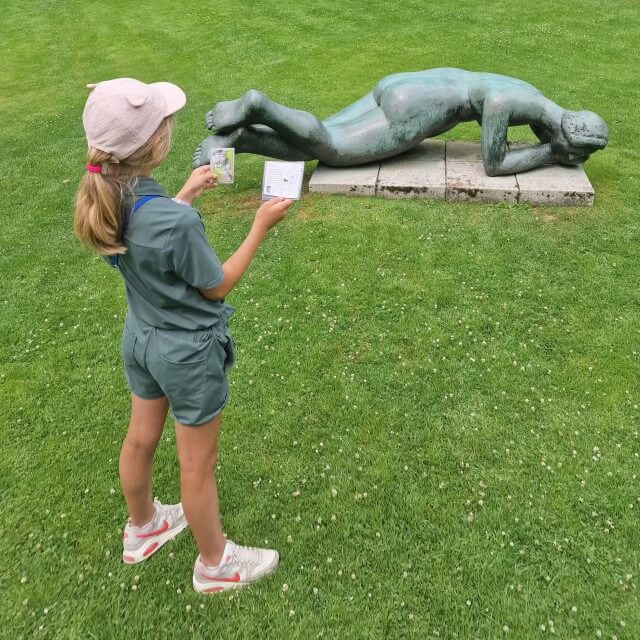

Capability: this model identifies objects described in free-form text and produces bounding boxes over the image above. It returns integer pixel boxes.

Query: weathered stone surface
[516,164,594,206]
[309,162,380,196]
[447,162,519,203]
[446,141,519,203]
[445,140,483,163]
[376,141,446,199]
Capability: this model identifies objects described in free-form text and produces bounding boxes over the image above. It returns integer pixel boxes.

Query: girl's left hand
[175,166,217,205]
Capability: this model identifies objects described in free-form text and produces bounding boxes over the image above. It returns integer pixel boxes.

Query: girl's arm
[200,197,293,301]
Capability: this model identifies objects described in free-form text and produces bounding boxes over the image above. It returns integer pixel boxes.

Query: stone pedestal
[377,141,446,199]
[308,141,595,206]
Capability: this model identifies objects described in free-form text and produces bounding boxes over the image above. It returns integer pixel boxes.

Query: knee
[179,447,218,480]
[123,432,158,457]
[243,89,265,112]
[314,135,343,165]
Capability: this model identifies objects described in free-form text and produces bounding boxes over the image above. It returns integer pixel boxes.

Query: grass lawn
[1,1,639,638]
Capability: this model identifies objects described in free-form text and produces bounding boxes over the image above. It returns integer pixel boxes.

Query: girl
[74,78,293,593]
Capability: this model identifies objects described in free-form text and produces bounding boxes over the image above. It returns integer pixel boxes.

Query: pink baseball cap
[83,78,186,160]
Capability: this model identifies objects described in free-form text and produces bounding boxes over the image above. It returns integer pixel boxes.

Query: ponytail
[74,116,175,255]
[74,148,128,255]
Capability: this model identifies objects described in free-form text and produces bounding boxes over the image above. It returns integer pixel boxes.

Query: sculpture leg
[193,125,313,168]
[207,90,419,166]
[322,92,378,126]
[207,90,340,161]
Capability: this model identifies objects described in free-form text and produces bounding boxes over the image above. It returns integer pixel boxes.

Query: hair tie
[86,164,102,174]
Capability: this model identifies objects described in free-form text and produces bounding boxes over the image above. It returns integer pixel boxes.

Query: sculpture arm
[481,97,555,176]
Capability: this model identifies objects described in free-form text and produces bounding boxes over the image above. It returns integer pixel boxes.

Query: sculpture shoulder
[467,73,546,113]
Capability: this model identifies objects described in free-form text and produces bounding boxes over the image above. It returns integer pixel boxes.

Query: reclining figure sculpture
[193,68,607,176]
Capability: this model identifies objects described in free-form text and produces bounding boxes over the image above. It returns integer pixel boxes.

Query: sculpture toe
[205,110,217,131]
[192,143,206,168]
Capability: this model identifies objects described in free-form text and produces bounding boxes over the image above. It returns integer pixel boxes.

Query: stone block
[376,140,446,199]
[516,164,595,206]
[445,140,483,163]
[309,162,380,196]
[446,161,519,203]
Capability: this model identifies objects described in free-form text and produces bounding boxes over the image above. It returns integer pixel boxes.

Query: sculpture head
[559,110,608,156]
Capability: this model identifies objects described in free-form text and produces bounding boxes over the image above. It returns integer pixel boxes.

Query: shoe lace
[231,544,263,568]
[153,498,185,525]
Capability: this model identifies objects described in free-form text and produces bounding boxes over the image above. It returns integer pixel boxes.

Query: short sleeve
[166,210,224,289]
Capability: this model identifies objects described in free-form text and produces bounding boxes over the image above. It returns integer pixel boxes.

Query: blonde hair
[74,116,174,255]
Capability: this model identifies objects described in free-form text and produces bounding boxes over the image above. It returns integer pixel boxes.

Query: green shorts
[120,321,235,426]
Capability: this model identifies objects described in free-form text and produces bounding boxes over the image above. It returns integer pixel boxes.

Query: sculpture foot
[193,130,244,168]
[205,97,249,132]
[205,90,265,132]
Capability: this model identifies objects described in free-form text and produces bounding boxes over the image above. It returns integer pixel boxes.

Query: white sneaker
[192,540,279,593]
[122,500,188,565]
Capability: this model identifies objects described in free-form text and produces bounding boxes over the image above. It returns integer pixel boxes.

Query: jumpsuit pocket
[120,326,138,367]
[157,329,214,400]
[214,331,236,374]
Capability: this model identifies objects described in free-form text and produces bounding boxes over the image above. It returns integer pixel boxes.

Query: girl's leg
[175,413,226,567]
[119,393,169,526]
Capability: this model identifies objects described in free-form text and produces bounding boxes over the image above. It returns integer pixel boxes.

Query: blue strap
[109,195,165,268]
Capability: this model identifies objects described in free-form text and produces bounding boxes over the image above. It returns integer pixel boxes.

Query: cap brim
[151,82,187,116]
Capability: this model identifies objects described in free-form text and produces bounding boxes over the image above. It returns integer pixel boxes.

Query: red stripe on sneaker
[203,586,226,592]
[123,555,136,563]
[200,571,241,583]
[143,542,159,557]
[135,519,169,539]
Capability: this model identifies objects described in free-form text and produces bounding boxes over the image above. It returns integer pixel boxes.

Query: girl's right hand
[253,197,294,233]
[175,166,217,205]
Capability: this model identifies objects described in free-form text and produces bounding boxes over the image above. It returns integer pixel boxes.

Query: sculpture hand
[554,149,591,166]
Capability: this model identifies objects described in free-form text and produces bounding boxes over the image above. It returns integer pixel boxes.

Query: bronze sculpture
[194,68,607,176]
